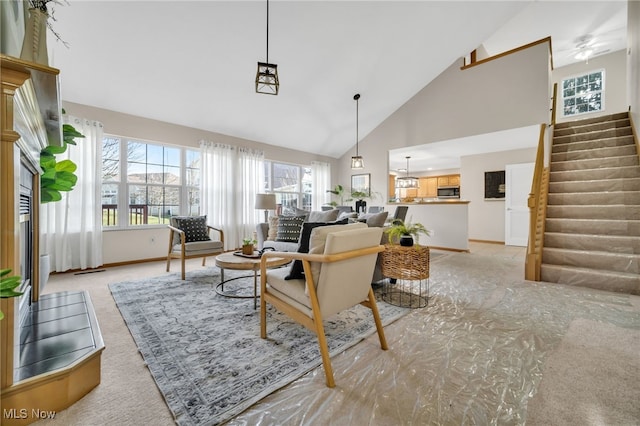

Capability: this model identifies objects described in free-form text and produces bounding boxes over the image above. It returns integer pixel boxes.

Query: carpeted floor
[33,243,640,425]
[109,269,408,426]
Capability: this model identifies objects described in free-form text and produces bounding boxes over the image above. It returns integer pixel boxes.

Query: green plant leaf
[55,159,77,173]
[42,144,67,155]
[41,187,62,203]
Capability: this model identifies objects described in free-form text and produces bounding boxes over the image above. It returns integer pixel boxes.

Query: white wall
[461,147,537,242]
[552,49,628,123]
[337,40,551,205]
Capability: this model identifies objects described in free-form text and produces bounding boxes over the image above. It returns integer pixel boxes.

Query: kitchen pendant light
[351,93,364,169]
[255,0,279,95]
[395,156,419,188]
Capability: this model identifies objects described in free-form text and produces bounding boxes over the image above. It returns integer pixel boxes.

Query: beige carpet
[527,318,640,425]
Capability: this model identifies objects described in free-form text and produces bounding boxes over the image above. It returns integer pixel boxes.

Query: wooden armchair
[260,224,387,387]
[166,216,224,280]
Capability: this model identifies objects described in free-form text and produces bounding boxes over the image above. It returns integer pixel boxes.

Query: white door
[505,162,535,246]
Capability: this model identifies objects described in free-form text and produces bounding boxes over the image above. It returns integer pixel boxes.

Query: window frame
[561,69,605,118]
[101,134,201,230]
[263,160,312,212]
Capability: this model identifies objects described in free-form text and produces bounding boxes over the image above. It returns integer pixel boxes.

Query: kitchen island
[386,199,470,251]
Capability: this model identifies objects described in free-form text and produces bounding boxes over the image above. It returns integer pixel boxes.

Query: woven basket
[381,244,430,280]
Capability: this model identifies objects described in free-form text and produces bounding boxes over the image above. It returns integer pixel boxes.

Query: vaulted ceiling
[49,1,628,159]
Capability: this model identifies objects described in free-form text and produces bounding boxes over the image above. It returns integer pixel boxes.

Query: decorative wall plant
[40,121,84,203]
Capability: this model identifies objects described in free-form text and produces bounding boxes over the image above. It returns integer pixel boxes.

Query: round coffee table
[214,252,290,309]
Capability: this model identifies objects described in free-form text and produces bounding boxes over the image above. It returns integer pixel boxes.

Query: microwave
[437,186,460,199]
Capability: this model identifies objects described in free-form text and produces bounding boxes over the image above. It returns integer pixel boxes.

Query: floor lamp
[255,193,276,222]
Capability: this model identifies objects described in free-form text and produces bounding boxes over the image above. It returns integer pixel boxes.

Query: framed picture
[351,173,370,197]
[484,170,505,199]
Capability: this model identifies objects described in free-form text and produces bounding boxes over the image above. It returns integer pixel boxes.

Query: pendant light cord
[266,0,270,63]
[354,93,360,156]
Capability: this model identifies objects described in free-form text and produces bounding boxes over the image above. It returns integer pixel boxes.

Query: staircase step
[550,155,639,172]
[554,118,631,137]
[548,177,640,193]
[545,217,640,235]
[553,126,633,144]
[554,112,629,129]
[545,217,640,236]
[546,204,640,220]
[552,134,635,153]
[547,191,640,206]
[540,263,640,294]
[551,144,637,162]
[543,247,640,274]
[544,232,640,254]
[549,166,640,182]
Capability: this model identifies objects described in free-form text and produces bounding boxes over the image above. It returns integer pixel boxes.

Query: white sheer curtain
[41,115,103,272]
[200,141,264,249]
[311,161,331,210]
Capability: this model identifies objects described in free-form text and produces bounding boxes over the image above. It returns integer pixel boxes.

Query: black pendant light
[395,156,419,188]
[351,93,364,169]
[255,0,279,95]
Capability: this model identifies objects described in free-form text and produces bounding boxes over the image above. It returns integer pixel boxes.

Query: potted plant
[0,269,23,320]
[385,219,430,247]
[242,237,257,255]
[325,184,345,207]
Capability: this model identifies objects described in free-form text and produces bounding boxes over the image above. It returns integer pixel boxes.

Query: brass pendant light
[351,93,364,169]
[255,0,279,95]
[395,156,419,188]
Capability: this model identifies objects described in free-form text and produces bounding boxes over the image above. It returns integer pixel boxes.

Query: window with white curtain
[101,135,200,228]
[262,161,312,211]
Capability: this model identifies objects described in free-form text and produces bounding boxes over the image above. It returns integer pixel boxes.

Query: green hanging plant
[40,120,85,203]
[0,269,23,321]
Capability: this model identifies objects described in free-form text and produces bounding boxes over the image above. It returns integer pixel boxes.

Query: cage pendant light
[396,156,419,188]
[351,93,364,169]
[255,0,279,95]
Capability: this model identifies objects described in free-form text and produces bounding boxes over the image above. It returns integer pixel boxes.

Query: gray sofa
[256,209,390,283]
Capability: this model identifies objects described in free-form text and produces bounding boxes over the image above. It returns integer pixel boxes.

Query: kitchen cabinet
[437,174,460,187]
[418,177,438,198]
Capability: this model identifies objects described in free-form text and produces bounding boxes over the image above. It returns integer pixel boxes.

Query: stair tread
[541,263,640,279]
[544,246,640,258]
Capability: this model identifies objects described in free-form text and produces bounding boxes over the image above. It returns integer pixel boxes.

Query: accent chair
[259,223,387,387]
[166,216,224,280]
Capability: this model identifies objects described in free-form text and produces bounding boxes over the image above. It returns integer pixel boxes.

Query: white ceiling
[48,1,627,162]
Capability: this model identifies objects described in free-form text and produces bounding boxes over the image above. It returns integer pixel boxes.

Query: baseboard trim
[469,239,505,245]
[429,245,470,253]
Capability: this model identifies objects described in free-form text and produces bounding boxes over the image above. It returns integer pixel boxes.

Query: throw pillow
[173,216,211,243]
[285,218,349,280]
[275,215,306,243]
[281,206,310,220]
[308,209,339,222]
[338,211,358,221]
[267,216,279,241]
[357,211,389,228]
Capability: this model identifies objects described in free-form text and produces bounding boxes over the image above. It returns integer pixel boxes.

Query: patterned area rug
[110,268,409,426]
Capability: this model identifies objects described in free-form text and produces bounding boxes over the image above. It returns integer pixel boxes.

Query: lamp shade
[255,193,277,210]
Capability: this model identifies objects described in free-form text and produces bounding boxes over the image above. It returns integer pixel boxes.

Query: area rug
[109,268,409,426]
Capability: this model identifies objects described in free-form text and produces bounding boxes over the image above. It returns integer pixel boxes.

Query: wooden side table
[380,244,430,308]
[214,252,290,309]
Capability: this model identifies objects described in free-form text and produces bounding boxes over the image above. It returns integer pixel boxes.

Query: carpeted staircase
[541,111,640,295]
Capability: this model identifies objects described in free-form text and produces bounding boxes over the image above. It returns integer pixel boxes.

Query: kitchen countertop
[388,199,470,205]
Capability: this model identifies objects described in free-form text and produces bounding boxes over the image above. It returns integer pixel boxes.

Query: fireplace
[17,160,34,327]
